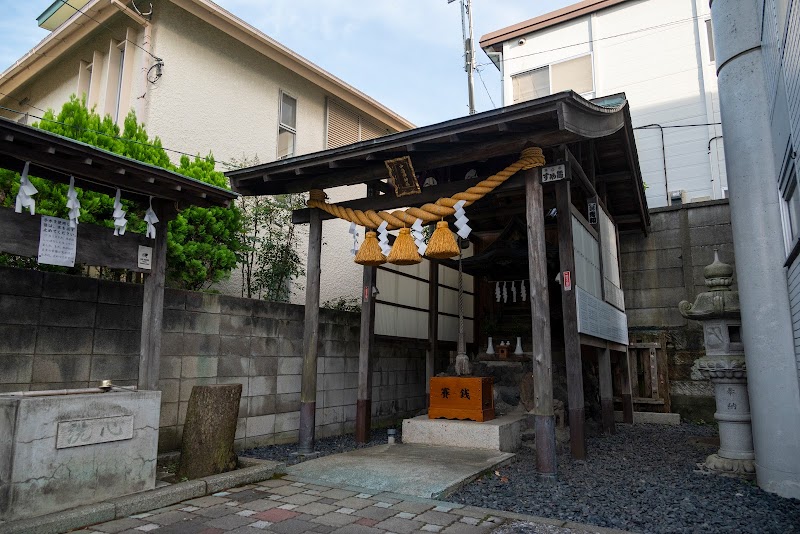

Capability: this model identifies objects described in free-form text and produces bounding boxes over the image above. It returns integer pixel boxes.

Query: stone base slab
[614,411,681,425]
[402,413,526,452]
[704,453,756,478]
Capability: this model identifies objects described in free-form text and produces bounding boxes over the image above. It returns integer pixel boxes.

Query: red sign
[563,271,572,291]
[363,285,370,302]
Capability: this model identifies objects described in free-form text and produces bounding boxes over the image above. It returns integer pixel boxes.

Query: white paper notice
[38,216,77,267]
[138,245,153,270]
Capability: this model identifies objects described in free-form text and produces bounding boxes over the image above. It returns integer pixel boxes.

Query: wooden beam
[241,129,579,196]
[138,199,174,391]
[598,347,615,434]
[355,264,376,443]
[292,172,526,225]
[298,205,323,453]
[622,349,635,424]
[556,180,586,460]
[0,207,152,271]
[564,146,598,200]
[525,167,557,477]
[427,260,439,406]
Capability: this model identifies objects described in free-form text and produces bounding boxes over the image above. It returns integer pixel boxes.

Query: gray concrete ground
[285,444,514,499]
[77,474,625,534]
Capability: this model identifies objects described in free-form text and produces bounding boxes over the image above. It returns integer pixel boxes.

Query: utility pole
[450,0,476,114]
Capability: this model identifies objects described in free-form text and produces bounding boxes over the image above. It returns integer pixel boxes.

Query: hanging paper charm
[378,221,391,257]
[502,281,508,303]
[348,221,360,256]
[453,200,472,239]
[112,189,128,236]
[521,280,527,302]
[66,176,81,228]
[411,218,427,256]
[495,282,501,303]
[144,196,159,239]
[14,161,37,215]
[511,281,517,303]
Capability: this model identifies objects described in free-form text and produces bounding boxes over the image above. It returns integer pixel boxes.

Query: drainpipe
[710,0,800,499]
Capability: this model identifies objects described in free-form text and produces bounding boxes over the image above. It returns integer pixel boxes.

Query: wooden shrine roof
[0,116,237,208]
[227,91,649,233]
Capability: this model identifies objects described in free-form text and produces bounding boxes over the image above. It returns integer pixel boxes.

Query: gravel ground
[241,424,800,533]
[448,423,800,534]
[241,428,392,466]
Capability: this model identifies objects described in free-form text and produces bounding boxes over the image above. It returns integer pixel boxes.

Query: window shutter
[327,99,360,149]
[511,66,549,103]
[550,55,593,94]
[360,118,385,141]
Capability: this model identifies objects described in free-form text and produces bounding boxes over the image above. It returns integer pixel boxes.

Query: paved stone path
[75,475,622,534]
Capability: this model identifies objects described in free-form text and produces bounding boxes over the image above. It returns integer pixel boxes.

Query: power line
[476,67,496,109]
[0,91,49,115]
[0,104,232,167]
[477,13,705,68]
[56,0,162,63]
[634,123,721,129]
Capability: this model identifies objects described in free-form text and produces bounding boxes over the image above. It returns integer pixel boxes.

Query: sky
[0,0,576,127]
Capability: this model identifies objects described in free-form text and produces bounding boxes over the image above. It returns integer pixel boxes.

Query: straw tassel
[425,221,459,260]
[355,231,386,266]
[387,228,421,265]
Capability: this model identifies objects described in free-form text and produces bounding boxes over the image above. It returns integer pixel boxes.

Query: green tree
[224,155,305,302]
[0,95,242,290]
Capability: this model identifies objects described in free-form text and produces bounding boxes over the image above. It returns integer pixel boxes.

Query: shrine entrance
[227,91,649,475]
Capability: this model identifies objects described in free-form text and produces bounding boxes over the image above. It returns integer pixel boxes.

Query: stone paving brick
[440,521,496,534]
[257,479,292,488]
[236,510,258,517]
[248,521,273,530]
[226,528,264,534]
[396,512,417,519]
[373,502,394,508]
[269,485,306,497]
[229,490,270,504]
[279,493,323,506]
[94,517,148,533]
[184,496,232,508]
[196,529,225,534]
[292,502,339,516]
[414,510,458,526]
[311,525,336,534]
[277,503,299,510]
[252,508,299,523]
[353,506,397,522]
[354,493,374,499]
[148,510,196,525]
[135,524,160,531]
[310,512,360,527]
[319,489,358,500]
[195,504,239,518]
[392,501,434,515]
[150,517,213,534]
[459,517,481,526]
[205,514,257,530]
[330,524,383,534]
[267,517,320,534]
[240,499,282,512]
[331,497,374,510]
[356,517,379,527]
[302,484,330,492]
[335,507,356,515]
[374,516,425,534]
[422,524,444,532]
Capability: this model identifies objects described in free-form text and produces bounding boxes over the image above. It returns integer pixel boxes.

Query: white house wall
[497,0,726,208]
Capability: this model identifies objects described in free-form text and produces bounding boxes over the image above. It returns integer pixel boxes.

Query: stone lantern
[679,251,755,476]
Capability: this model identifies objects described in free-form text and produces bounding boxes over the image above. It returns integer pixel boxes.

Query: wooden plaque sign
[385,156,421,197]
[429,376,495,422]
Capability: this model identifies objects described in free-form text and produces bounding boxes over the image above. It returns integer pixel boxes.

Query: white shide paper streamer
[144,197,159,239]
[112,189,128,236]
[66,176,81,228]
[14,161,37,215]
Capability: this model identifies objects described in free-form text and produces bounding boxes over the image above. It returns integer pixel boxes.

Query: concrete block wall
[620,199,736,420]
[0,267,427,452]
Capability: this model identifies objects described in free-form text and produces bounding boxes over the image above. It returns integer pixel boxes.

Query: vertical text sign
[563,270,572,291]
[38,216,77,267]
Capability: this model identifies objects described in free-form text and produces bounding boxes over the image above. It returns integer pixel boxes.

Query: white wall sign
[38,216,77,267]
[541,163,567,183]
[576,286,629,345]
[137,245,153,270]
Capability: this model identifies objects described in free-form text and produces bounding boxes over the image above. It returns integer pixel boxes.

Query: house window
[705,19,715,62]
[511,54,593,104]
[780,151,800,253]
[277,91,297,159]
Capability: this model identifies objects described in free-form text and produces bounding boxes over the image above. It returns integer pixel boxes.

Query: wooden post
[356,264,376,443]
[426,260,439,407]
[524,167,557,477]
[622,349,635,423]
[598,347,615,434]
[556,180,586,460]
[298,204,323,453]
[138,199,172,391]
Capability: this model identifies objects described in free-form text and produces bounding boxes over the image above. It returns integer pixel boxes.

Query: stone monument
[679,251,755,476]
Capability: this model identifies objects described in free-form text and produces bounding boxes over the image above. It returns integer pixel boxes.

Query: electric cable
[476,67,496,109]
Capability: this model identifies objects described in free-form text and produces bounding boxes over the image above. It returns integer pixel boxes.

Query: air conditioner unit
[670,190,687,207]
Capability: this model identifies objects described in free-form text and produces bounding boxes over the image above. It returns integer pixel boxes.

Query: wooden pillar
[426,260,439,407]
[622,349,635,423]
[598,347,615,434]
[556,181,586,460]
[356,265,376,443]
[138,199,173,391]
[524,167,557,477]
[298,204,323,453]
